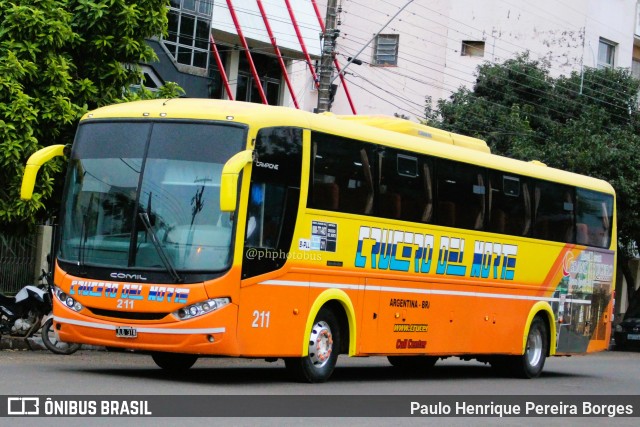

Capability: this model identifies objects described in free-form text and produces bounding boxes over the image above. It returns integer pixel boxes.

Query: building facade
[330,0,636,119]
[149,0,638,121]
[150,0,322,110]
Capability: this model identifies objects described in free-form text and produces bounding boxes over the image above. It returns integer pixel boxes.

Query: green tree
[426,52,640,309]
[0,0,182,234]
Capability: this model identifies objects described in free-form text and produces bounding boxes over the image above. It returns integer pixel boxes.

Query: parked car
[614,304,640,350]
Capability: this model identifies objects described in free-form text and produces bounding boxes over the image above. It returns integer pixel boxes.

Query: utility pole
[317,0,339,113]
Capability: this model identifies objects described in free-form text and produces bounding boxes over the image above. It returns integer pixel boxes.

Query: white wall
[326,0,636,120]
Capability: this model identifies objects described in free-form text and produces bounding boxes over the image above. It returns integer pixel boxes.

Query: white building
[154,1,638,120]
[328,0,637,119]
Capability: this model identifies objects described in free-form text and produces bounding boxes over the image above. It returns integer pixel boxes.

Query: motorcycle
[0,271,81,355]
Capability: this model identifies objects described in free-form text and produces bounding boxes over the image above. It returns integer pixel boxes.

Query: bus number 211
[117,299,135,310]
[252,310,271,328]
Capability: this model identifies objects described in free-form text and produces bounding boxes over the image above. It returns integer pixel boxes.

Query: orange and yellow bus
[21,99,616,382]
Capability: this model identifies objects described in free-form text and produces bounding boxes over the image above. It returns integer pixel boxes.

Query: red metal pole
[310,0,357,114]
[210,34,234,100]
[256,0,300,109]
[310,0,326,32]
[284,0,319,89]
[225,0,268,104]
[331,59,357,114]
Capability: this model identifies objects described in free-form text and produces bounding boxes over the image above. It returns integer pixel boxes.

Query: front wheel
[151,352,198,372]
[41,318,81,355]
[285,307,341,383]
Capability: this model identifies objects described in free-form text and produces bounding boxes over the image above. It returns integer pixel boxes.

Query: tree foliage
[0,0,182,234]
[425,53,640,307]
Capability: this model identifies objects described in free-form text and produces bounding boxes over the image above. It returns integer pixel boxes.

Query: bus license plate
[116,326,138,338]
[628,334,640,341]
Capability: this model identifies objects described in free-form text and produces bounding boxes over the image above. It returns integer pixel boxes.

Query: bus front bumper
[51,300,239,355]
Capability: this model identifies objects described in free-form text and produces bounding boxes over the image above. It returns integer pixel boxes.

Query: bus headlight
[173,298,230,320]
[53,286,84,312]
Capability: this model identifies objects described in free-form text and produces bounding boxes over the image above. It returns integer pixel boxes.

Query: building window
[208,43,229,99]
[163,1,212,69]
[372,34,399,66]
[633,59,640,79]
[461,41,485,57]
[597,38,617,69]
[236,52,282,105]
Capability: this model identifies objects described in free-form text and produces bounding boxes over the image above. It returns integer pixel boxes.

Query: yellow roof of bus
[81,99,614,195]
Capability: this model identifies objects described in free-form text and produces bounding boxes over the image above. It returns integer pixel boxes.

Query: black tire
[41,318,81,355]
[105,346,130,353]
[495,315,548,378]
[614,342,628,351]
[387,355,437,375]
[285,307,341,383]
[151,352,198,372]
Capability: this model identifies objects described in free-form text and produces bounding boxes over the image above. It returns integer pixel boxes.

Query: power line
[337,44,635,141]
[336,5,635,121]
[343,0,634,101]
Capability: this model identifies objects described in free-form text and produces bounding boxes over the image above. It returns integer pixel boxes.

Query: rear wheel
[151,352,198,372]
[41,318,81,355]
[285,307,340,383]
[493,315,548,378]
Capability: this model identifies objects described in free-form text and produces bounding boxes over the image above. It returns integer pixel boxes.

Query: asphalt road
[1,348,639,426]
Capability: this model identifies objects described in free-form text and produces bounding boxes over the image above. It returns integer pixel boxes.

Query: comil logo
[8,397,40,415]
[110,272,147,281]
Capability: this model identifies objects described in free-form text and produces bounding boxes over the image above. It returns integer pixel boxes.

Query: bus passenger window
[378,149,430,222]
[338,147,374,215]
[533,182,574,243]
[576,189,613,248]
[436,160,485,230]
[309,133,374,216]
[487,172,531,237]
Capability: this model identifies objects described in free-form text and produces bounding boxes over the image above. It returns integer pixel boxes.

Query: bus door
[237,127,306,355]
[356,278,380,353]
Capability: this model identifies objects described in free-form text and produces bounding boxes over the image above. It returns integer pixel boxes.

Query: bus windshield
[59,120,246,273]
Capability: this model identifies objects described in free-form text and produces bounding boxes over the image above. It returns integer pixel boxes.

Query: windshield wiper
[138,211,183,283]
[78,192,95,274]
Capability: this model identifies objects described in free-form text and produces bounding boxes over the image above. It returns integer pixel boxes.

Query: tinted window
[487,172,532,236]
[242,127,302,278]
[436,160,486,230]
[309,132,374,215]
[245,127,302,250]
[575,189,613,248]
[533,181,574,242]
[378,149,433,222]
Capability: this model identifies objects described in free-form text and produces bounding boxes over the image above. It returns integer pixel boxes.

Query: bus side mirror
[220,150,254,212]
[21,145,68,200]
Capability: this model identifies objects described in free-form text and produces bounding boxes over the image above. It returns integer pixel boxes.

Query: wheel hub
[526,327,543,367]
[308,320,333,367]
